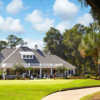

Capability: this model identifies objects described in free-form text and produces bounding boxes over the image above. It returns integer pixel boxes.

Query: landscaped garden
[0,79,100,100]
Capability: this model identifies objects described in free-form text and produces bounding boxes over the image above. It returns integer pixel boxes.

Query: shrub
[13,64,25,75]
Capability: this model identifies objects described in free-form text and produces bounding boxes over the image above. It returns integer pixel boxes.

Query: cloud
[24,38,44,50]
[25,10,54,32]
[0,16,24,33]
[56,21,72,33]
[53,0,78,21]
[25,10,43,24]
[33,18,54,32]
[77,13,93,26]
[6,0,23,14]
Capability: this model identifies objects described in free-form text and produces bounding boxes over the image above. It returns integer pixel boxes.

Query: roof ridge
[1,47,20,67]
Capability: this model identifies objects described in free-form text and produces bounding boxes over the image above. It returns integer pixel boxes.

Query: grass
[0,79,100,100]
[80,92,100,100]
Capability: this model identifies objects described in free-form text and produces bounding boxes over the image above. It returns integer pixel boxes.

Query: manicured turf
[0,79,100,100]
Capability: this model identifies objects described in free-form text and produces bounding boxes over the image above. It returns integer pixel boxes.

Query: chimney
[35,44,38,50]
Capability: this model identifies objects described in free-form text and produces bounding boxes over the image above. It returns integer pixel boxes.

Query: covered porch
[0,63,76,79]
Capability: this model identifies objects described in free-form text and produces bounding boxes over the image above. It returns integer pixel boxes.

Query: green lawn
[80,94,93,100]
[0,79,100,100]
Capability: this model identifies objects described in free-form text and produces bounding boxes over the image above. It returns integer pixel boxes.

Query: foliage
[7,34,24,48]
[78,0,100,23]
[13,64,25,74]
[56,66,67,73]
[44,22,100,76]
[79,22,100,75]
[0,34,26,52]
[44,24,96,76]
[63,24,83,67]
[0,41,8,52]
[44,27,65,58]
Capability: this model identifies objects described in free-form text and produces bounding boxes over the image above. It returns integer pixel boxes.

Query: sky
[0,0,93,49]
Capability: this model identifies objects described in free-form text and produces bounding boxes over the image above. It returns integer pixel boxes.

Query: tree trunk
[98,64,100,76]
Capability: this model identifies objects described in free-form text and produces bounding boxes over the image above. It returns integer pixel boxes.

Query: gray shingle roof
[0,47,75,69]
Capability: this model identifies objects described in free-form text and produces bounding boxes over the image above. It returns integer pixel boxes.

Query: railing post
[39,68,42,78]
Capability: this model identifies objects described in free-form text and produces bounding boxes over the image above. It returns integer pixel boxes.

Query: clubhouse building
[0,46,75,79]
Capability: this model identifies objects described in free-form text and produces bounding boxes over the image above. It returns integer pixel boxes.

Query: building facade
[0,46,75,79]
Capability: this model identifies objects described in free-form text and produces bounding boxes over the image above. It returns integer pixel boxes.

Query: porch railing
[0,63,63,68]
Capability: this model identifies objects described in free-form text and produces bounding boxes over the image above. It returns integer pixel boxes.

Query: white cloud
[25,10,43,24]
[25,10,54,32]
[56,21,72,33]
[33,18,54,32]
[6,0,23,14]
[53,0,78,21]
[77,13,93,26]
[24,38,44,50]
[0,16,24,33]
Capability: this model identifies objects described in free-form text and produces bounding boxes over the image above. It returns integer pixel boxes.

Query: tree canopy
[0,41,8,52]
[79,0,100,22]
[44,23,99,76]
[0,34,26,52]
[7,35,24,48]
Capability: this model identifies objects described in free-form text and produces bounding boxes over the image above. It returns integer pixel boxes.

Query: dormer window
[20,51,34,59]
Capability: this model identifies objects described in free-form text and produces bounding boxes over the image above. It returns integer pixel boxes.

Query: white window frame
[23,55,34,59]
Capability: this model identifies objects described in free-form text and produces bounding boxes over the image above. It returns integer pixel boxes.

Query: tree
[79,22,100,75]
[0,41,8,52]
[44,27,65,58]
[7,35,24,48]
[63,24,90,75]
[13,64,25,75]
[79,0,100,22]
[44,24,97,76]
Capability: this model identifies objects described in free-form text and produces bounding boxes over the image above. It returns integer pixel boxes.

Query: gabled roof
[0,46,75,69]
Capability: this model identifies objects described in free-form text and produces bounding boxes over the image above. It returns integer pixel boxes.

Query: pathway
[42,87,100,100]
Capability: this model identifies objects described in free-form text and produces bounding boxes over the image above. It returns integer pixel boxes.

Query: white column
[28,70,31,76]
[2,69,6,80]
[39,68,42,78]
[66,70,69,76]
[50,68,53,76]
[73,69,75,75]
[64,71,67,76]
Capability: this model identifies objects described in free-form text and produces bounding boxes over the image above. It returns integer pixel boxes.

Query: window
[23,55,26,58]
[27,55,30,59]
[30,55,33,59]
[20,52,34,59]
[23,55,34,59]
